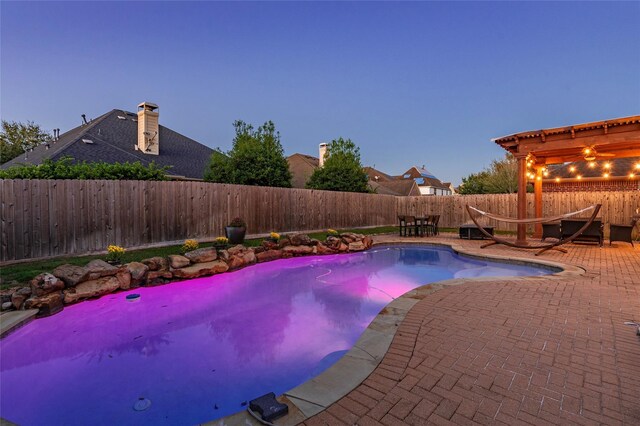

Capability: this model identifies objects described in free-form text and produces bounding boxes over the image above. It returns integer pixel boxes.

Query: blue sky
[2,1,639,185]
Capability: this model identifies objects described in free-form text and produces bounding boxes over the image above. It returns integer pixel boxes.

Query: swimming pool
[0,245,554,425]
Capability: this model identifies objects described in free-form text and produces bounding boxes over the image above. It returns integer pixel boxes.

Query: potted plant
[213,236,229,250]
[225,217,246,244]
[106,245,126,265]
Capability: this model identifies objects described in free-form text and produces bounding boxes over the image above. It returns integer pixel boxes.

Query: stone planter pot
[225,226,246,245]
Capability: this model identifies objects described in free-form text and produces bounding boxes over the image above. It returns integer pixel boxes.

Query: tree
[204,120,292,187]
[305,137,370,193]
[0,120,51,164]
[458,153,529,194]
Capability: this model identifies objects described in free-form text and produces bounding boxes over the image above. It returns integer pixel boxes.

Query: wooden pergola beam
[492,115,640,244]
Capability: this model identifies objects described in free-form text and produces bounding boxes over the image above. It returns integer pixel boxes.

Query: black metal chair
[398,215,417,237]
[609,219,637,247]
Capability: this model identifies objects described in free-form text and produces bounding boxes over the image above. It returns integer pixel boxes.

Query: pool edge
[211,240,583,426]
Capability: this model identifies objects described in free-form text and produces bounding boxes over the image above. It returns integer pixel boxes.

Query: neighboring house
[397,166,453,195]
[543,157,640,192]
[1,102,214,180]
[286,153,320,188]
[288,145,450,196]
[442,182,457,195]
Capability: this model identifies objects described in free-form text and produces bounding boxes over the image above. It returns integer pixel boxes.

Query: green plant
[0,156,170,180]
[105,245,126,263]
[180,239,199,254]
[229,217,246,228]
[305,138,370,193]
[269,232,280,240]
[327,229,339,236]
[214,236,229,245]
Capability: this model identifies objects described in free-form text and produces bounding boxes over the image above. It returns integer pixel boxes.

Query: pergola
[493,115,640,244]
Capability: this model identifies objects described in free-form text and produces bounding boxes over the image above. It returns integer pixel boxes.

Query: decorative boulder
[172,260,229,279]
[141,256,169,271]
[283,245,314,256]
[289,234,312,246]
[169,255,190,269]
[227,246,257,270]
[30,273,65,297]
[85,260,120,280]
[116,270,132,290]
[12,287,32,310]
[146,270,173,286]
[63,276,121,304]
[325,236,342,249]
[363,236,373,249]
[125,262,149,288]
[261,240,279,250]
[53,264,90,287]
[184,248,217,264]
[316,243,337,255]
[256,249,284,263]
[217,249,231,262]
[24,292,64,317]
[348,241,366,252]
[277,238,291,248]
[338,243,349,252]
[1,301,13,311]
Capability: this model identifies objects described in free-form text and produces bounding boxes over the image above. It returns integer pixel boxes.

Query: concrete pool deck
[296,234,640,426]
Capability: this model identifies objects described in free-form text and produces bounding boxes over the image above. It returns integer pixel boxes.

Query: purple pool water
[1,245,553,425]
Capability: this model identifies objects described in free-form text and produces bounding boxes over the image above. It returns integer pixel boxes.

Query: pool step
[0,309,38,338]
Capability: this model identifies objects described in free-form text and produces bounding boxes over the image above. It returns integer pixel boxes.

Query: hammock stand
[465,204,602,256]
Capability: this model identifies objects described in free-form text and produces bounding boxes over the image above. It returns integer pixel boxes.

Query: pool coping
[211,240,584,426]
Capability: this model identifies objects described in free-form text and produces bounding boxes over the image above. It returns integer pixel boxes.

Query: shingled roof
[1,109,214,179]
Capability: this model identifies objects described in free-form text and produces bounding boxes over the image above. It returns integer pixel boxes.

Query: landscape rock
[169,255,190,269]
[283,245,314,255]
[261,240,279,250]
[2,302,14,311]
[85,260,120,280]
[146,270,173,285]
[116,270,132,290]
[172,260,229,279]
[227,247,257,270]
[125,262,149,288]
[12,287,32,310]
[63,276,121,304]
[184,248,217,264]
[348,241,366,251]
[316,243,337,255]
[338,243,349,252]
[24,292,64,317]
[217,250,231,262]
[256,249,284,263]
[363,236,373,249]
[53,264,90,287]
[289,234,312,246]
[30,273,65,297]
[141,256,169,271]
[277,238,291,248]
[325,236,342,249]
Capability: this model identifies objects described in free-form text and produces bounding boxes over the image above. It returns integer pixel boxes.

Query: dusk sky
[2,1,639,185]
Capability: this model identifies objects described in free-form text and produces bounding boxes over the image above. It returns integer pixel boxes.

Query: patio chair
[398,215,417,237]
[609,219,637,247]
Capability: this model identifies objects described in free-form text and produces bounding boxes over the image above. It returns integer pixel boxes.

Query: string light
[576,175,582,180]
[543,170,549,177]
[603,172,610,178]
[588,162,596,168]
[569,166,576,172]
[635,163,640,170]
[555,177,561,182]
[604,162,611,169]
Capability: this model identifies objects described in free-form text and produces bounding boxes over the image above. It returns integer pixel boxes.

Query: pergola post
[533,166,544,239]
[516,154,528,245]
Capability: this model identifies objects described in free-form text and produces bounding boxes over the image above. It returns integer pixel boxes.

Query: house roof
[1,109,215,179]
[374,180,421,196]
[287,153,320,188]
[364,166,394,182]
[399,166,449,190]
[544,157,640,180]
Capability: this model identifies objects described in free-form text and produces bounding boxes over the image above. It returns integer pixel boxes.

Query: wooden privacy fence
[1,179,638,262]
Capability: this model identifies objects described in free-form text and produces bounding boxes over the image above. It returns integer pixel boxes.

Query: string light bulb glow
[603,172,610,178]
[588,162,596,168]
[576,175,582,180]
[604,162,611,169]
[555,177,561,182]
[569,166,576,172]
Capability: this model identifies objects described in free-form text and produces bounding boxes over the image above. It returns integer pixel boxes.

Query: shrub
[0,156,170,180]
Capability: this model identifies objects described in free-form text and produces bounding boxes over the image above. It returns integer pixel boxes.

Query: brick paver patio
[303,234,640,425]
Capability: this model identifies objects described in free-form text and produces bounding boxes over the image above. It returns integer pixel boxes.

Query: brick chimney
[137,102,159,155]
[319,143,328,167]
